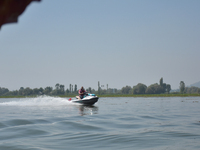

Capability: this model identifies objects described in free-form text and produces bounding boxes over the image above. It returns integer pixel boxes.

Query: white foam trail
[0,95,76,106]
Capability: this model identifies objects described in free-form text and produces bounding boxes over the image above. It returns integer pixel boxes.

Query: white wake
[0,95,76,106]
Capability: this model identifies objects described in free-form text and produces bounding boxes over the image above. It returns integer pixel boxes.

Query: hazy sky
[0,0,200,91]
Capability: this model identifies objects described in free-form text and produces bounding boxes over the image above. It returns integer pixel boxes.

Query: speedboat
[69,93,99,105]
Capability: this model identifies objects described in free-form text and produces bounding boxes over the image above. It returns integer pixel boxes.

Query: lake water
[0,96,200,150]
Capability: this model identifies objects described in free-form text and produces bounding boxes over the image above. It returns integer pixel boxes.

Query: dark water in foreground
[0,96,200,150]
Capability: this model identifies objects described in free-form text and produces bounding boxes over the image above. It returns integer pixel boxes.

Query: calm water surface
[0,96,200,150]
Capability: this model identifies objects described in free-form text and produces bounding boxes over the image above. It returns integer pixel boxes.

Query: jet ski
[69,93,99,105]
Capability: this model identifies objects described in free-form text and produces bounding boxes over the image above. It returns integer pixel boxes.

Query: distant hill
[190,81,200,88]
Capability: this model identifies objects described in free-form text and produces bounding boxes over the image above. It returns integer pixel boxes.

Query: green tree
[162,83,167,93]
[0,87,9,96]
[59,85,65,94]
[6,90,18,96]
[159,77,163,87]
[65,89,70,94]
[166,84,171,94]
[132,83,147,94]
[185,86,200,94]
[159,77,167,93]
[33,88,40,95]
[19,87,24,95]
[121,86,132,94]
[24,87,33,95]
[44,87,53,95]
[180,81,185,94]
[39,87,44,95]
[145,83,163,94]
[74,84,77,92]
[55,83,60,90]
[69,84,72,93]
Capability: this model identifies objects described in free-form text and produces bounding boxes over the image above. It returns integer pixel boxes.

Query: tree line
[179,81,200,94]
[0,83,78,96]
[119,79,200,95]
[0,78,200,96]
[118,78,172,95]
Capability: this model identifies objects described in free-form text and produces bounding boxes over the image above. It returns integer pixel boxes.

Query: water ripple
[0,97,200,150]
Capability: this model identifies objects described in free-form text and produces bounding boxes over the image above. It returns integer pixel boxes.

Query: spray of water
[0,95,77,106]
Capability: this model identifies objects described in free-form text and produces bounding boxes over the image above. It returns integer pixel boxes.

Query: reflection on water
[78,105,98,116]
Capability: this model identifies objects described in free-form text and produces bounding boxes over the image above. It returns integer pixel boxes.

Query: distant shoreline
[97,94,200,97]
[0,94,200,98]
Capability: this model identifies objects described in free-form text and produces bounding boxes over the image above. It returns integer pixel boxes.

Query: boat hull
[71,97,98,105]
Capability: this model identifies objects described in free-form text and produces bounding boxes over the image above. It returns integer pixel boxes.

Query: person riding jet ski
[78,86,87,99]
[70,87,98,105]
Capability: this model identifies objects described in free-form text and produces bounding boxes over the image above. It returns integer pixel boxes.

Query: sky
[0,0,200,91]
